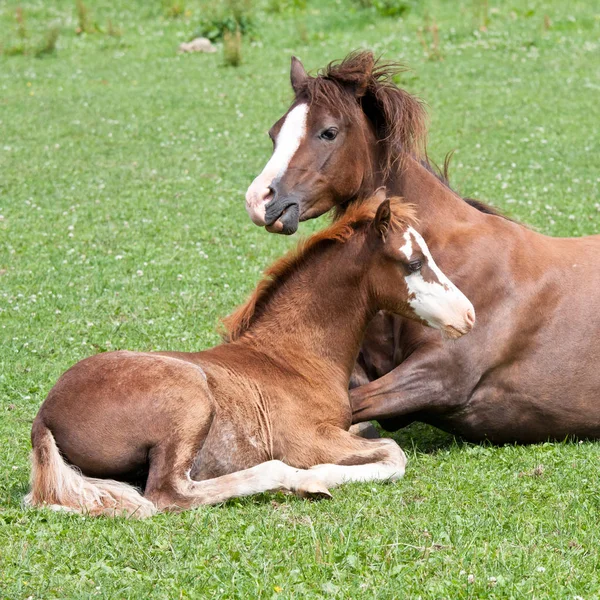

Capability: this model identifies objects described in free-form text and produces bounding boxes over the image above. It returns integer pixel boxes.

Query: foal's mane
[296,50,513,222]
[222,198,415,342]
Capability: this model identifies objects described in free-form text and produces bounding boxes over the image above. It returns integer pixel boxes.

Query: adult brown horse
[25,195,474,517]
[245,51,600,443]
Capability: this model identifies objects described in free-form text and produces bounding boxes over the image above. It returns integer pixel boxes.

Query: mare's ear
[372,199,391,240]
[372,187,387,203]
[291,56,308,95]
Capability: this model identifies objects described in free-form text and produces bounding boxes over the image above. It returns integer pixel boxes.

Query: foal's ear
[290,56,308,95]
[372,199,391,240]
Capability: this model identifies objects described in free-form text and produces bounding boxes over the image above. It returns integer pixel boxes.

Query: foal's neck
[242,242,372,384]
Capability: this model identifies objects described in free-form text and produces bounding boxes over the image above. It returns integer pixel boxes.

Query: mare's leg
[351,340,472,429]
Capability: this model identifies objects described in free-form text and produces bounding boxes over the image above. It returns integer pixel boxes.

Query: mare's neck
[378,156,479,243]
[241,243,373,384]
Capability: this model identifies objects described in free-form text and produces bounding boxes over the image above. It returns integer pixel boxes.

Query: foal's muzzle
[264,195,300,235]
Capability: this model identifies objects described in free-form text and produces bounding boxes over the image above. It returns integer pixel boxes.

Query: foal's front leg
[293,426,407,496]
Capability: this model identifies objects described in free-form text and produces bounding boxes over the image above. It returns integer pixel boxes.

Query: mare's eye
[320,128,338,141]
[408,260,422,273]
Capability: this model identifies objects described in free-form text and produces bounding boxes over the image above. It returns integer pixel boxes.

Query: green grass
[1,0,600,597]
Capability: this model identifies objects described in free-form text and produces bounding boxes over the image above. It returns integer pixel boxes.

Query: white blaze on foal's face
[400,226,475,337]
[245,103,309,226]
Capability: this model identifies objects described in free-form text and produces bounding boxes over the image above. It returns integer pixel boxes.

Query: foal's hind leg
[146,459,331,511]
[293,426,407,496]
[143,438,327,512]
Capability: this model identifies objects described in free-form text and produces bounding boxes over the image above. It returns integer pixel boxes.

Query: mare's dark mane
[296,50,512,222]
[422,153,515,221]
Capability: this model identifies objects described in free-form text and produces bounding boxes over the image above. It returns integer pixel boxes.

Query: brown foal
[25,195,474,517]
[246,51,600,443]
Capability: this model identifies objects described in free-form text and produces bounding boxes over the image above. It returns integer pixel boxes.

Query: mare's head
[245,51,427,234]
[361,193,475,338]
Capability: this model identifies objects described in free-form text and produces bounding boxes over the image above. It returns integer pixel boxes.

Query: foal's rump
[26,351,215,514]
[37,351,214,476]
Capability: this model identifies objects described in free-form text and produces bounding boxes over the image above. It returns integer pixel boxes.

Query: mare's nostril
[261,187,274,202]
[465,309,475,327]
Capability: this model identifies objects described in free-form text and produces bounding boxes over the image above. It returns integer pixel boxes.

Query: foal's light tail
[24,421,156,518]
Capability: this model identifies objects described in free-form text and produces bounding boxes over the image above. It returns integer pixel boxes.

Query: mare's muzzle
[264,195,300,235]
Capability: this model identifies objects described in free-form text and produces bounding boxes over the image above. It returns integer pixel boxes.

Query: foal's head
[245,51,426,234]
[360,194,475,339]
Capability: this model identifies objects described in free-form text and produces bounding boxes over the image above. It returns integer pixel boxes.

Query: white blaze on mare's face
[245,103,309,226]
[266,102,309,180]
[402,226,475,331]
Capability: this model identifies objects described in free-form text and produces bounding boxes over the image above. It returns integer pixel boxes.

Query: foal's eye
[408,260,422,273]
[320,128,338,141]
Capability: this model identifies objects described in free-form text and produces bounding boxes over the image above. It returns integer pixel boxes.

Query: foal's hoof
[349,422,381,439]
[296,480,333,500]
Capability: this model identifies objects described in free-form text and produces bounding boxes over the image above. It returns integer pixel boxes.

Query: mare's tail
[24,420,156,518]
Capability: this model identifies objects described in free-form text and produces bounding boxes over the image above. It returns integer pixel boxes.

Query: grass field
[1,0,600,597]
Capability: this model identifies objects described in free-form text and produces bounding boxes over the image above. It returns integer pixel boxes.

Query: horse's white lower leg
[169,460,318,508]
[156,439,406,510]
[298,439,406,491]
